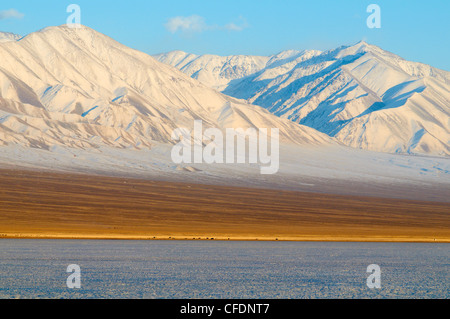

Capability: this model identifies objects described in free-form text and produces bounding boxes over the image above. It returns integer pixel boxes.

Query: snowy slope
[154,50,322,91]
[158,43,450,157]
[0,27,448,200]
[153,51,271,91]
[0,25,335,152]
[0,32,21,43]
[0,141,449,202]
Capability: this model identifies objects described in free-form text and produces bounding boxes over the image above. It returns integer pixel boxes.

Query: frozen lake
[0,239,448,298]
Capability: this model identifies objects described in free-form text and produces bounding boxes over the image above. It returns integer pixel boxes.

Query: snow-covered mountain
[154,49,322,91]
[153,51,270,91]
[157,43,450,156]
[0,32,21,43]
[0,25,448,200]
[0,25,334,152]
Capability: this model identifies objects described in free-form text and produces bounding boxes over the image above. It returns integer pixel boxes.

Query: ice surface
[0,240,448,299]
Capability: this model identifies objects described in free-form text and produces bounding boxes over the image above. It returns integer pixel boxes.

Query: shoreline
[1,233,449,243]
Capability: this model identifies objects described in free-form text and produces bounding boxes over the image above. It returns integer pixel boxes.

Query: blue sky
[1,0,449,70]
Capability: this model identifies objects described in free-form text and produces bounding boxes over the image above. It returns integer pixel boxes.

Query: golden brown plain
[0,169,449,242]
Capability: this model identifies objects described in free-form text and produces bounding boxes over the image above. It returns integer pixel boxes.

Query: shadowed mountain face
[0,25,335,151]
[157,43,450,156]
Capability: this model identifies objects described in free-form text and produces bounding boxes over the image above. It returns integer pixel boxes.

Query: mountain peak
[33,24,114,42]
[42,24,94,31]
[355,40,368,45]
[157,42,449,157]
[0,24,333,153]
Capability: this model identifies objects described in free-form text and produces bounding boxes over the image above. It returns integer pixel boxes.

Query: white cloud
[225,23,244,31]
[225,17,249,32]
[165,15,207,34]
[0,9,24,20]
[165,15,248,34]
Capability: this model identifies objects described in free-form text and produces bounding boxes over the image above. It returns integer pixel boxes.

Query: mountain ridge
[0,25,335,152]
[0,25,448,199]
[156,41,450,156]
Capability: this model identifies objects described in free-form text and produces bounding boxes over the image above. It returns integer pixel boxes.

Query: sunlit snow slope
[157,43,450,156]
[0,25,334,152]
